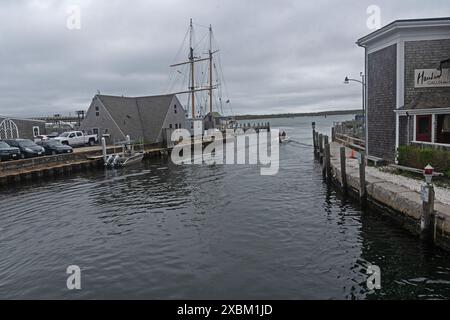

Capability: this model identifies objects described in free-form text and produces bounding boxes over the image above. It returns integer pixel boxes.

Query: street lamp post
[344,72,366,154]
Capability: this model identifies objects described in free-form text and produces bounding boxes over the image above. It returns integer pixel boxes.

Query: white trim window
[33,126,40,137]
[411,113,450,146]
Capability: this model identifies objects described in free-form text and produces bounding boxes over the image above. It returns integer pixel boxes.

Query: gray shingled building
[357,17,450,162]
[80,94,187,145]
[0,116,46,140]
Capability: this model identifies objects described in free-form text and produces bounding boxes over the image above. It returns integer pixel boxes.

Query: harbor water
[1,115,450,299]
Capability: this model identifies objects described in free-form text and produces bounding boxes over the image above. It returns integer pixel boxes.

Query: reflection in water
[0,115,450,299]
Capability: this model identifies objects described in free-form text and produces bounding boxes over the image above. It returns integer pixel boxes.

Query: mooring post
[421,184,435,241]
[314,132,319,158]
[101,137,107,163]
[340,147,347,192]
[312,122,316,156]
[359,152,366,201]
[319,134,324,164]
[421,165,435,241]
[324,136,331,179]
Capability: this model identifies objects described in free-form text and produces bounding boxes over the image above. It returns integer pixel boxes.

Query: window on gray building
[32,126,40,137]
[436,114,450,144]
[416,115,432,142]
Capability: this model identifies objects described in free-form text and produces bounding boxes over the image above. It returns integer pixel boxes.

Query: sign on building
[415,68,450,87]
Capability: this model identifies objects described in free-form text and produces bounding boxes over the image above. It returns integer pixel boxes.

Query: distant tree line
[234,109,363,120]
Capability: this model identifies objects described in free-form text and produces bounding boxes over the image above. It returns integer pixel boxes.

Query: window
[32,126,40,137]
[436,114,450,144]
[76,132,83,137]
[169,124,172,129]
[416,115,432,142]
[69,133,75,138]
[175,123,178,129]
[174,104,177,114]
[96,112,100,117]
[95,106,99,111]
[179,123,182,128]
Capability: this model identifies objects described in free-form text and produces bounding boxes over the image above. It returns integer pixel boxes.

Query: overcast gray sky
[0,0,449,117]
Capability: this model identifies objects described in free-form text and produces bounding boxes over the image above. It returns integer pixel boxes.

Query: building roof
[205,111,222,118]
[399,92,450,110]
[96,94,175,141]
[357,17,450,47]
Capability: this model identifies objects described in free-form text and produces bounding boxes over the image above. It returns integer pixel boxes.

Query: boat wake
[286,139,313,148]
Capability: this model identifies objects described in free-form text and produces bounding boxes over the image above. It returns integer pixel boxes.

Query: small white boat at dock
[103,135,144,169]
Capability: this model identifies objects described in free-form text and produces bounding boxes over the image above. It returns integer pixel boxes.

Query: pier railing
[332,120,365,152]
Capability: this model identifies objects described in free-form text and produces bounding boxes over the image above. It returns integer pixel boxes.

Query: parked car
[47,132,60,138]
[38,140,73,155]
[53,131,98,147]
[34,135,50,143]
[0,141,21,161]
[4,139,45,159]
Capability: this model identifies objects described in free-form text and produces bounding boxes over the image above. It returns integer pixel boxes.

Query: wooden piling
[313,131,316,155]
[323,136,330,179]
[359,152,366,201]
[314,132,319,158]
[319,134,324,164]
[340,147,347,192]
[312,122,316,156]
[421,184,435,241]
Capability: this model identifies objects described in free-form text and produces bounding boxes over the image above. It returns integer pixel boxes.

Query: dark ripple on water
[1,116,450,299]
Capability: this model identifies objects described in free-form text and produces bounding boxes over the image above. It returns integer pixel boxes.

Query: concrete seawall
[0,145,167,186]
[328,142,450,251]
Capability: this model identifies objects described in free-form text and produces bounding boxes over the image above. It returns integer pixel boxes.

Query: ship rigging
[166,19,233,120]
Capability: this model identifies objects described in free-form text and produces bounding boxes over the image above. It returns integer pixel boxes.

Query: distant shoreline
[234,109,362,120]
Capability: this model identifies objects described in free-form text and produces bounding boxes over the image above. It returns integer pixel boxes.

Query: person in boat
[279,130,286,143]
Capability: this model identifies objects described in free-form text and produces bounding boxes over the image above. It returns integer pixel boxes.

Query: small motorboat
[104,135,144,169]
[279,130,290,143]
[106,152,144,168]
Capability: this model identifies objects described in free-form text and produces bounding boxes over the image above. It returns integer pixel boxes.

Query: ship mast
[208,24,213,114]
[169,19,219,119]
[189,18,195,118]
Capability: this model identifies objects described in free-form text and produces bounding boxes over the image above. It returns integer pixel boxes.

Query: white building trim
[395,113,400,163]
[395,107,450,116]
[412,141,450,148]
[358,18,450,53]
[396,39,405,109]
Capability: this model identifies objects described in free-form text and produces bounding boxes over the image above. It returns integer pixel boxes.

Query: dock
[313,127,450,251]
[0,135,224,186]
[0,144,169,186]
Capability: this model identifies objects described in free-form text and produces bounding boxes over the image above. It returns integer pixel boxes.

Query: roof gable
[357,17,450,47]
[96,94,175,141]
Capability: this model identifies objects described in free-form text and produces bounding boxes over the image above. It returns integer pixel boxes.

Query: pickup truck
[53,131,98,147]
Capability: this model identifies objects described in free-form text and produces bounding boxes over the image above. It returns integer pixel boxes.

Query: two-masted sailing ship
[167,19,236,132]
